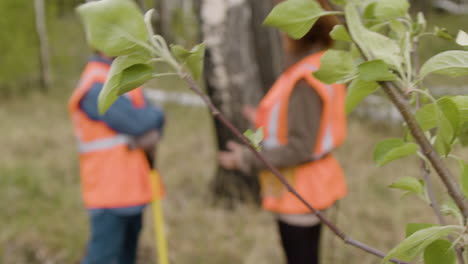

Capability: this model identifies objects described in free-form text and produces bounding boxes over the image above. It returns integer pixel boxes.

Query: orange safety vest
[69,59,161,208]
[255,51,347,214]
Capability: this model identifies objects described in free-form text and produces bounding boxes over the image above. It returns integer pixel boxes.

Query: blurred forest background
[1,0,468,263]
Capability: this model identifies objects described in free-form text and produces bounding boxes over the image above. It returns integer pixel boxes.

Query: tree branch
[381,82,468,220]
[182,73,411,264]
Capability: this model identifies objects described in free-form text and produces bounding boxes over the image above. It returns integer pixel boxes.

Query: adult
[218,0,347,263]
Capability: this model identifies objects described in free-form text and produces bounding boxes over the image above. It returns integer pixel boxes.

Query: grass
[2,86,468,263]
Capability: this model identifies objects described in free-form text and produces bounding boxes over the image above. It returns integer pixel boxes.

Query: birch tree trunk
[200,0,282,204]
[34,0,52,91]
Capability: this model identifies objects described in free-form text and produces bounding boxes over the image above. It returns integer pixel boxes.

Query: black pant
[277,220,322,264]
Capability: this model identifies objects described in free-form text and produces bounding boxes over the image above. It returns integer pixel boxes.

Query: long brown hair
[275,0,339,53]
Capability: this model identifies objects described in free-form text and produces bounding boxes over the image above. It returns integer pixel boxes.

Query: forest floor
[2,82,468,264]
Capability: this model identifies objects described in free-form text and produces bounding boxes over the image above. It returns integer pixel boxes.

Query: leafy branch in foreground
[76,0,468,263]
[264,0,468,263]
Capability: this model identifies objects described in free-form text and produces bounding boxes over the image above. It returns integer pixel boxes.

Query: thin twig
[182,73,411,264]
[413,39,466,264]
[381,81,468,220]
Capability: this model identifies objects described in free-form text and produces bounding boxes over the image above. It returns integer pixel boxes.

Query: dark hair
[279,0,339,53]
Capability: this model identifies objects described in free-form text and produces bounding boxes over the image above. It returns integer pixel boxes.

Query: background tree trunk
[200,0,283,204]
[135,0,145,10]
[34,0,52,92]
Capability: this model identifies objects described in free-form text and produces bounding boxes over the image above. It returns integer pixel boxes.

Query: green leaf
[171,43,205,80]
[438,97,460,135]
[456,30,468,46]
[244,128,264,151]
[345,3,402,69]
[330,0,347,6]
[424,240,456,264]
[371,0,410,20]
[381,226,459,263]
[458,122,468,146]
[389,177,423,195]
[330,25,351,42]
[345,79,379,114]
[451,96,468,145]
[77,0,149,56]
[416,98,460,146]
[389,20,407,38]
[373,138,418,167]
[358,60,397,82]
[435,112,454,156]
[263,0,341,39]
[412,12,426,36]
[420,51,468,78]
[452,96,468,124]
[313,50,357,84]
[415,103,437,131]
[405,223,436,237]
[98,51,153,113]
[435,26,454,41]
[434,97,459,156]
[441,199,464,225]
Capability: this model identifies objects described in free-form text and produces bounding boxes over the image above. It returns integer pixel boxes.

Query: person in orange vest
[218,1,346,263]
[69,51,165,264]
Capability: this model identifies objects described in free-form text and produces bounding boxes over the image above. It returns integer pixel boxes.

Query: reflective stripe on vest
[303,62,337,159]
[264,102,281,149]
[262,62,340,159]
[78,134,132,154]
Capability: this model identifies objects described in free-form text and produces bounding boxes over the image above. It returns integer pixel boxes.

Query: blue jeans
[81,209,143,264]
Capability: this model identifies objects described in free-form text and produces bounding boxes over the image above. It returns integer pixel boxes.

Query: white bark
[201,0,263,117]
[34,0,52,91]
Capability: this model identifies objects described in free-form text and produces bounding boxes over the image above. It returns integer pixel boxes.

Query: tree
[34,0,52,91]
[199,0,283,203]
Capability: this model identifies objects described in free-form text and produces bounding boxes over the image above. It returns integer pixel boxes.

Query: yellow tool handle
[150,170,169,264]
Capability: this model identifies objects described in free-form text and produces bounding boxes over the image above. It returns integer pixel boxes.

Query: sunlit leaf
[345,79,379,114]
[412,12,426,36]
[420,51,468,78]
[313,50,357,84]
[77,0,149,56]
[171,43,205,80]
[389,20,406,38]
[381,226,460,263]
[98,50,153,113]
[424,240,456,264]
[371,0,410,20]
[456,30,468,46]
[358,60,397,82]
[244,128,264,151]
[373,138,418,167]
[263,0,341,39]
[330,25,351,42]
[345,3,402,69]
[405,223,437,237]
[441,199,464,224]
[389,177,423,195]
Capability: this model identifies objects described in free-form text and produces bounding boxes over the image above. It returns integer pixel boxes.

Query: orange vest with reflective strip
[69,59,160,208]
[255,52,347,214]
